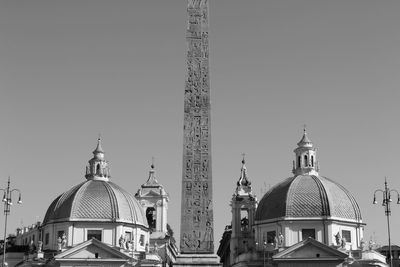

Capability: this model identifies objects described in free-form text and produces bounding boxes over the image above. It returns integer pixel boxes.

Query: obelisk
[176,0,220,265]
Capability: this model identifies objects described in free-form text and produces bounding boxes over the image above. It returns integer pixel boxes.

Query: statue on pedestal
[37,241,43,253]
[360,239,366,251]
[368,239,375,250]
[340,237,346,249]
[334,232,341,246]
[61,233,67,248]
[29,240,36,254]
[278,233,284,247]
[119,235,126,250]
[57,237,62,251]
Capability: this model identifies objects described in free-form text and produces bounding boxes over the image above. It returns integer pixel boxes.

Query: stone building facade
[217,130,387,267]
[13,139,177,266]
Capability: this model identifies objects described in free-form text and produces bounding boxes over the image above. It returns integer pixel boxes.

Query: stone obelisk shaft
[180,0,213,254]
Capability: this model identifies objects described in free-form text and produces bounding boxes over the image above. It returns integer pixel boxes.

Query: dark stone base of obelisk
[175,254,221,267]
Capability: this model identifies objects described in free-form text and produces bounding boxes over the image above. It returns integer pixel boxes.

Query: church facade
[13,139,177,266]
[217,130,388,267]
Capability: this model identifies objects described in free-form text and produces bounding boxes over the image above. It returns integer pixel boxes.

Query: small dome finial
[235,154,252,195]
[93,135,104,154]
[297,125,312,147]
[237,154,250,186]
[144,157,159,185]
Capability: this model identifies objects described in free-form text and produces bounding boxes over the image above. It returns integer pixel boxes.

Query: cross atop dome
[292,128,319,176]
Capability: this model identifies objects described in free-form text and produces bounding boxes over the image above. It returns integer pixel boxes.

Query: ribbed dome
[255,175,362,222]
[43,180,148,226]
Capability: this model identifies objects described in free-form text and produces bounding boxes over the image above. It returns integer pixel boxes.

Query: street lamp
[0,177,22,267]
[263,240,266,267]
[373,178,399,267]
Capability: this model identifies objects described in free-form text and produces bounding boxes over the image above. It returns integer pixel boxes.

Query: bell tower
[230,157,257,262]
[135,161,169,238]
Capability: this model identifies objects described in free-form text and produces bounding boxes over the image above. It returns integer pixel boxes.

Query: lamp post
[263,240,266,267]
[373,178,399,267]
[0,177,22,267]
[130,236,134,266]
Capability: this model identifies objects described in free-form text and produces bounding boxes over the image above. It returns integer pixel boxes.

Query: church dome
[43,138,148,227]
[255,129,362,223]
[43,180,148,226]
[255,174,362,222]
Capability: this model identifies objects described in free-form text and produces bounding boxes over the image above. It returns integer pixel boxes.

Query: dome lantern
[292,127,319,176]
[85,138,111,181]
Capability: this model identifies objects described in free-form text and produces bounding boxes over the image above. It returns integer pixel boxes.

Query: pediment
[142,189,162,197]
[273,238,348,261]
[55,238,130,260]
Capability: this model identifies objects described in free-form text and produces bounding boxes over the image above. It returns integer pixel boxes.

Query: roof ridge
[103,181,119,221]
[70,181,91,218]
[56,182,84,210]
[110,182,146,225]
[319,176,362,221]
[255,176,294,220]
[285,176,300,216]
[310,175,330,216]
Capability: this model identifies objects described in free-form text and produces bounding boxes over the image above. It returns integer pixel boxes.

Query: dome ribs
[72,181,114,220]
[109,182,148,226]
[43,180,150,227]
[287,175,325,217]
[255,177,293,220]
[103,182,119,221]
[322,176,362,221]
[310,175,330,217]
[43,196,61,224]
[43,183,83,224]
[255,175,362,223]
[318,176,362,221]
[110,182,137,224]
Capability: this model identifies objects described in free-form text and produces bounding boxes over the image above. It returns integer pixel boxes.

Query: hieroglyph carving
[180,0,214,254]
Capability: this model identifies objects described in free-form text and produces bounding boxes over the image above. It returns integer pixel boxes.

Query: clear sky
[1,0,400,250]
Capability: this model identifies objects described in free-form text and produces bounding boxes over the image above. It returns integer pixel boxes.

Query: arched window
[240,209,249,232]
[311,156,314,167]
[96,164,101,175]
[304,155,308,167]
[146,207,156,229]
[297,156,301,168]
